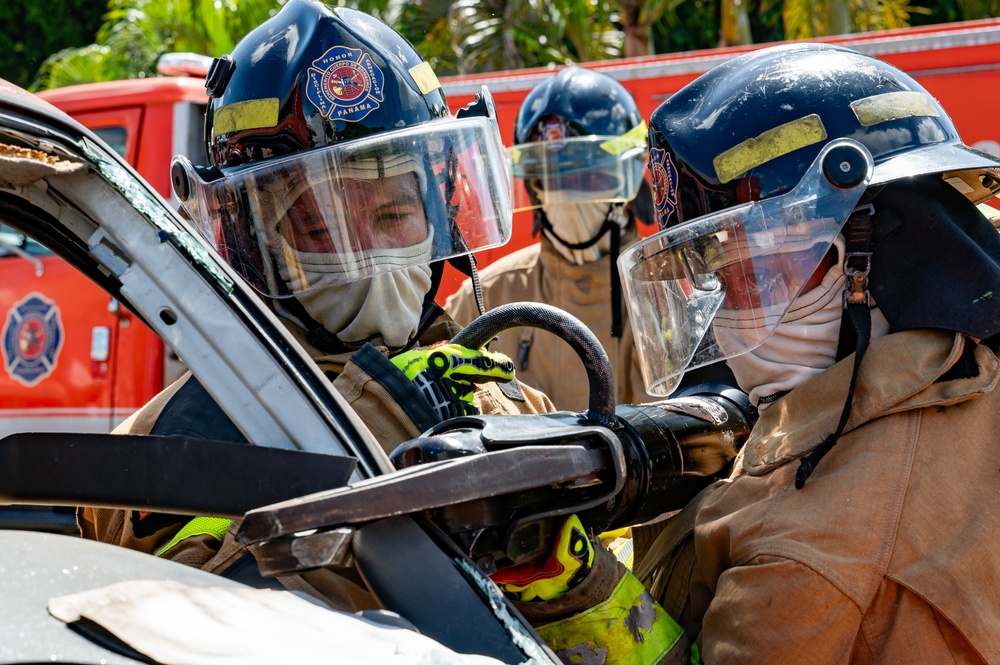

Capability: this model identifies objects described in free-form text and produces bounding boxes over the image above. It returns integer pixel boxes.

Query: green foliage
[22,0,1000,92]
[954,0,1000,18]
[33,0,288,90]
[651,0,718,53]
[776,0,926,40]
[751,1,786,43]
[909,0,961,23]
[0,0,105,90]
[442,0,622,74]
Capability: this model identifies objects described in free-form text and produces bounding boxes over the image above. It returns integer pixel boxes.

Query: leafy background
[3,0,999,91]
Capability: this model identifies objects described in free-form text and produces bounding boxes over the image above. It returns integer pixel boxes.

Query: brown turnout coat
[447,232,652,411]
[637,330,1000,664]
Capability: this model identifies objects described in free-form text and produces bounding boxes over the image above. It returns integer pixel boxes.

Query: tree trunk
[826,0,853,35]
[621,2,650,58]
[720,0,753,46]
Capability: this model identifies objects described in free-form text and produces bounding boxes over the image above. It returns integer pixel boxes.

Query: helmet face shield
[509,125,646,213]
[620,141,872,396]
[178,115,511,297]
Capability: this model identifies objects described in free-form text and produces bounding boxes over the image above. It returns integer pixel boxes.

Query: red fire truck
[4,18,1000,444]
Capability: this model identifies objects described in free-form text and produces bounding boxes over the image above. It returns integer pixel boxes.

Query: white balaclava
[713,236,890,411]
[272,156,434,349]
[536,187,628,265]
[278,232,434,350]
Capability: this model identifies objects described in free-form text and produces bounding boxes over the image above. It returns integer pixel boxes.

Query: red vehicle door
[0,226,163,436]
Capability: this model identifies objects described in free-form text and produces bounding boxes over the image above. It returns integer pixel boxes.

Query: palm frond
[35,0,287,90]
[32,44,116,89]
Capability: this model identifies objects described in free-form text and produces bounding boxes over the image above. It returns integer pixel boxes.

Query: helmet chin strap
[795,203,874,489]
[537,205,627,338]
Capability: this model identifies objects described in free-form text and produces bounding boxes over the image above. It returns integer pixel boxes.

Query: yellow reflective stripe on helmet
[155,516,232,557]
[409,62,442,95]
[536,571,689,665]
[850,90,940,128]
[214,98,280,136]
[601,121,649,156]
[713,114,827,184]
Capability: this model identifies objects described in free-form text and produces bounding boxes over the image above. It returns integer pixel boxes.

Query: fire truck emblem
[2,293,64,387]
[306,46,385,122]
[542,120,565,143]
[650,147,679,227]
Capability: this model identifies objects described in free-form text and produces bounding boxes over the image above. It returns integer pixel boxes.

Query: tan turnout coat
[447,232,652,411]
[636,330,1000,663]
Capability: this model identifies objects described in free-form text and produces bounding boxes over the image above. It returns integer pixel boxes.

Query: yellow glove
[390,342,515,421]
[490,514,594,602]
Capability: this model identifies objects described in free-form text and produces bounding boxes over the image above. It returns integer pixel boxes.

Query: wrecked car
[0,78,752,664]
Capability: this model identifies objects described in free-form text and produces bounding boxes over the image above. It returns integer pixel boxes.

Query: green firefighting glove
[390,342,516,422]
[490,514,595,602]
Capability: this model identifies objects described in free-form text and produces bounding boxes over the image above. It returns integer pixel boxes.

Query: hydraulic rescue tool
[236,303,755,576]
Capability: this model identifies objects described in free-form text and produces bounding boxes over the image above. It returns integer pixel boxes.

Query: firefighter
[446,67,658,410]
[78,0,553,610]
[492,43,1000,663]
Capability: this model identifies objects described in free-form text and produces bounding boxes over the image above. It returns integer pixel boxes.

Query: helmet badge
[542,119,565,142]
[650,147,679,227]
[306,46,385,122]
[541,119,567,151]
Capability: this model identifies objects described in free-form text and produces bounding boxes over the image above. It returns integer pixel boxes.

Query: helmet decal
[306,46,385,122]
[850,91,940,127]
[408,62,442,95]
[599,121,647,156]
[213,98,280,135]
[542,119,566,143]
[713,114,827,185]
[649,147,678,226]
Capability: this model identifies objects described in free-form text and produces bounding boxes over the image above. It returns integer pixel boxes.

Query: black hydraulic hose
[451,302,619,430]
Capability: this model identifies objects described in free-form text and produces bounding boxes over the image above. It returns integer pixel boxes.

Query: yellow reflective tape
[155,516,231,557]
[536,572,687,665]
[600,527,634,569]
[213,98,279,136]
[612,538,634,570]
[713,114,827,184]
[600,121,648,156]
[409,62,442,95]
[850,91,940,128]
[600,527,630,543]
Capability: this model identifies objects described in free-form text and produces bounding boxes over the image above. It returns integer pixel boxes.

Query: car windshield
[0,224,51,257]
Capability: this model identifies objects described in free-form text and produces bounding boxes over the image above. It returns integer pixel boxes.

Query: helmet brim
[872,142,1000,202]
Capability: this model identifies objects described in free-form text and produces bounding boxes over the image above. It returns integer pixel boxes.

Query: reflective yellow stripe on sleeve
[600,528,635,570]
[535,571,691,665]
[154,516,232,557]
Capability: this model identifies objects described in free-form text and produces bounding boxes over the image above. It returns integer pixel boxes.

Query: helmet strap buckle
[842,203,874,308]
